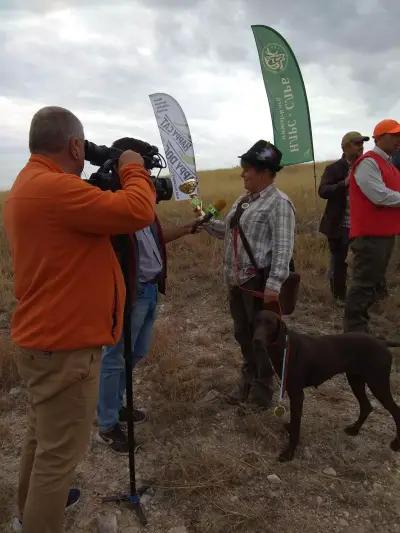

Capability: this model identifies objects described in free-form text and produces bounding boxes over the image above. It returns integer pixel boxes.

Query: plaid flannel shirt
[207,184,295,292]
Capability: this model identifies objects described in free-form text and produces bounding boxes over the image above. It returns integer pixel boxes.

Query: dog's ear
[270,314,283,343]
[263,300,281,316]
[256,310,282,343]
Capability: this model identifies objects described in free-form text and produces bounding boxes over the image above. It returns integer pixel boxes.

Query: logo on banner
[262,43,288,73]
[159,114,192,154]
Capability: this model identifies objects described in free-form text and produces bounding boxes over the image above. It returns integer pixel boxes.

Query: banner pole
[313,160,317,197]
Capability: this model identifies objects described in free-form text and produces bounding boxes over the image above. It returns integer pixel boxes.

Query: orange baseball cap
[373,119,400,137]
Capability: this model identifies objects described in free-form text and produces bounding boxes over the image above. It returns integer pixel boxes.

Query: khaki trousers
[15,347,101,533]
[344,236,395,332]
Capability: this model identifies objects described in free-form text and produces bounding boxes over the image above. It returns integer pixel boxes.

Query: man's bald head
[29,106,84,154]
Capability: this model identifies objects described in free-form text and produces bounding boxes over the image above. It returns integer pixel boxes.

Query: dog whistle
[274,405,286,417]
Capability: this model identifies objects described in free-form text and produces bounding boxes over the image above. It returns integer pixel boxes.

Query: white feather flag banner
[149,92,197,200]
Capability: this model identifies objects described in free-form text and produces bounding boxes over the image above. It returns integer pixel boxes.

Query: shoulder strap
[237,224,258,270]
[229,198,259,270]
[233,198,296,273]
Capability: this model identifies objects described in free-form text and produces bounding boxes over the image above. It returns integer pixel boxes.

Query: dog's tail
[386,341,400,348]
[379,337,400,348]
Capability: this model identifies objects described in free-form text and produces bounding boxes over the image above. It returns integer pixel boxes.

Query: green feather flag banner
[252,25,314,166]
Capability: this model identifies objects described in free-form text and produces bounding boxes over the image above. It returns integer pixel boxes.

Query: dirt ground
[1,234,400,533]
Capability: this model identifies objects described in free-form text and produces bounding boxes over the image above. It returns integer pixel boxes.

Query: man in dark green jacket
[319,131,369,300]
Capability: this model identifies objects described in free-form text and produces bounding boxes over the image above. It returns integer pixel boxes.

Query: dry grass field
[1,163,400,532]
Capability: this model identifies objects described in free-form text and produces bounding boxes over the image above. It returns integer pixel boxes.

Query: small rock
[96,513,118,533]
[323,467,337,477]
[343,511,350,519]
[339,518,349,527]
[140,493,152,506]
[373,482,382,491]
[199,389,219,403]
[303,446,313,460]
[168,527,188,533]
[9,387,21,398]
[316,496,323,505]
[267,474,282,485]
[109,481,120,492]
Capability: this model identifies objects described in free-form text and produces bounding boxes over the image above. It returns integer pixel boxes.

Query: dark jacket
[392,151,400,171]
[113,216,167,304]
[149,217,167,295]
[318,156,349,238]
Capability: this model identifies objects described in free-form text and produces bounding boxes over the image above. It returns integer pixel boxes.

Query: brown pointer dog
[253,310,400,462]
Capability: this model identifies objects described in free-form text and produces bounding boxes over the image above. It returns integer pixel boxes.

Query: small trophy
[179,177,204,217]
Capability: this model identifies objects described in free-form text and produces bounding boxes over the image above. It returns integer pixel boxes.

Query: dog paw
[278,448,294,462]
[344,424,359,436]
[390,438,400,451]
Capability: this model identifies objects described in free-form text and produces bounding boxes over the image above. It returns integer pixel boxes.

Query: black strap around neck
[229,197,259,270]
[229,197,249,229]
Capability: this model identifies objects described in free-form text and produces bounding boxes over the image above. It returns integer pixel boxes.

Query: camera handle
[101,234,150,526]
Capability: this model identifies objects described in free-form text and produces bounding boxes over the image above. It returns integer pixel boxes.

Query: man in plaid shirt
[207,140,295,407]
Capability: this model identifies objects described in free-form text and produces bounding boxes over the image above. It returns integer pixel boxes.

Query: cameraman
[96,137,196,453]
[4,107,156,533]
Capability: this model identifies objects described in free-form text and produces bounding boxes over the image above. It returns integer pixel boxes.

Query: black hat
[239,140,283,172]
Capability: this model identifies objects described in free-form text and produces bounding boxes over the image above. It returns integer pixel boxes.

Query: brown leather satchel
[276,270,301,315]
[237,224,300,316]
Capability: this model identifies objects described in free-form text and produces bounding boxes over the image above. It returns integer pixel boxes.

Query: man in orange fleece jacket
[3,106,156,533]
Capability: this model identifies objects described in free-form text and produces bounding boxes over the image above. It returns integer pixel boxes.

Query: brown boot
[226,379,251,405]
[248,378,273,409]
[226,365,254,405]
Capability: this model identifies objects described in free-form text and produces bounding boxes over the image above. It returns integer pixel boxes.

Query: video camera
[84,138,173,203]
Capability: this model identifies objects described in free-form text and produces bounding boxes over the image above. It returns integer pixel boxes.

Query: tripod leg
[129,496,148,526]
[101,236,148,526]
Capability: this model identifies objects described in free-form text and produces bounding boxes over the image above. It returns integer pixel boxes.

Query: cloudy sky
[1,0,399,188]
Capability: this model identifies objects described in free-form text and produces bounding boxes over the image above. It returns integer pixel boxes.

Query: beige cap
[341,131,370,147]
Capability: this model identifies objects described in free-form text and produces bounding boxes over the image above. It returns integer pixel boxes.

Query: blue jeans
[97,282,158,432]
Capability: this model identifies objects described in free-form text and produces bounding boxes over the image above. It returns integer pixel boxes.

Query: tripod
[102,235,149,526]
